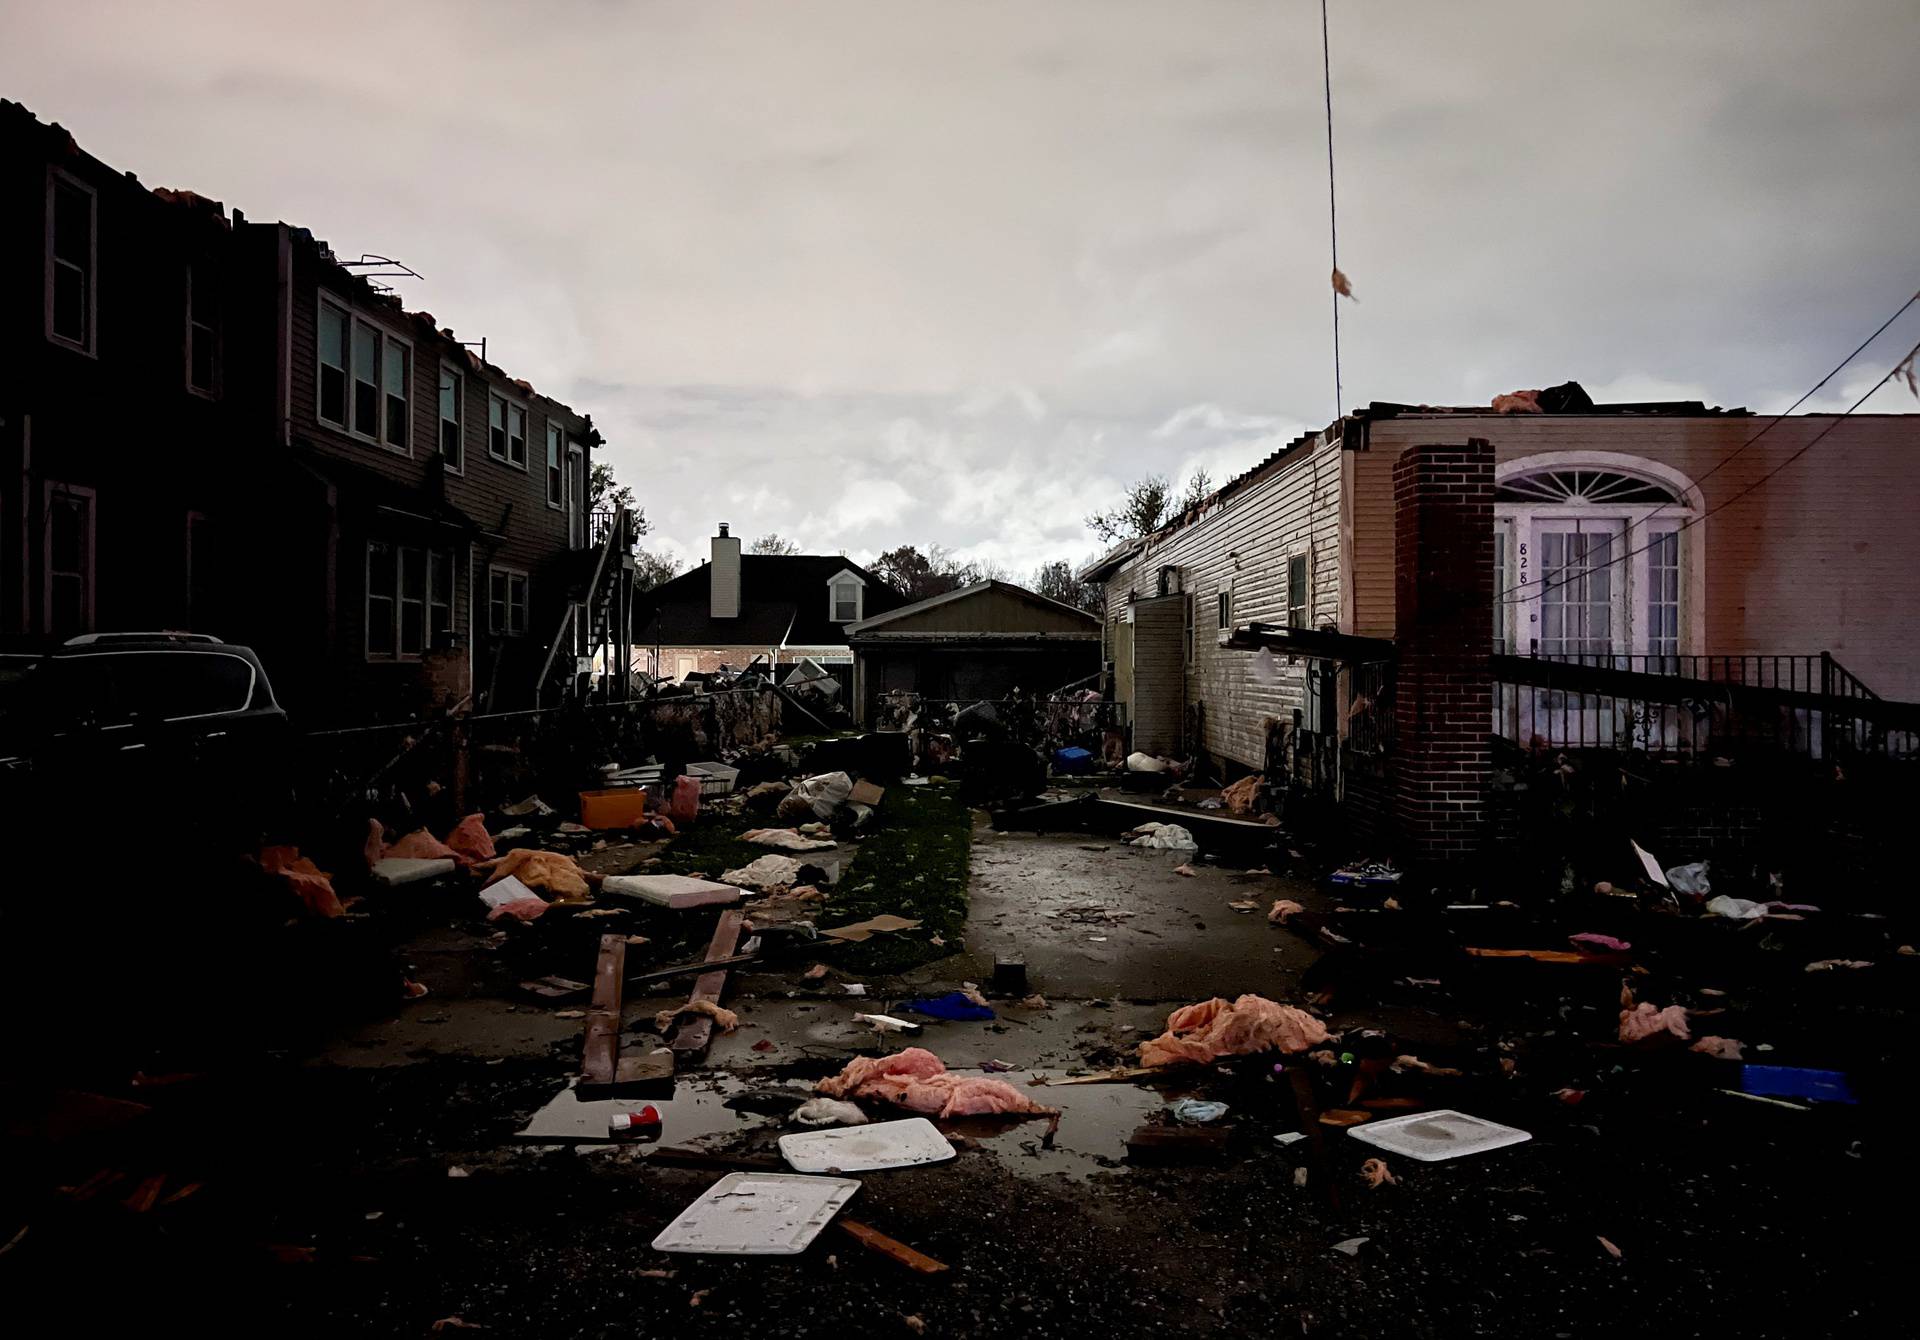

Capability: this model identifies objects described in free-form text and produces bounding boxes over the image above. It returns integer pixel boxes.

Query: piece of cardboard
[848,779,886,807]
[820,914,922,943]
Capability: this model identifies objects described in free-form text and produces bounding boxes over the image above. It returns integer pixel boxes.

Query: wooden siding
[1130,594,1187,756]
[867,584,1098,636]
[1351,415,1920,701]
[287,243,591,710]
[1100,433,1347,769]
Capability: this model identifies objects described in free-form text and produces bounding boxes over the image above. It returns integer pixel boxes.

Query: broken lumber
[1036,1066,1157,1086]
[837,1218,950,1274]
[668,910,745,1057]
[581,933,628,1086]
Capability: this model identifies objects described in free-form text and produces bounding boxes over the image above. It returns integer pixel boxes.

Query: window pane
[319,306,348,424]
[53,181,91,262]
[399,600,424,656]
[489,570,508,632]
[508,406,527,465]
[190,323,215,391]
[352,322,379,435]
[489,397,506,458]
[368,596,396,655]
[52,262,86,343]
[546,425,562,504]
[384,342,409,446]
[190,266,215,324]
[321,305,347,367]
[439,371,461,464]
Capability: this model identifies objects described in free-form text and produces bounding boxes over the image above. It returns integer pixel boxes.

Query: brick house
[634,524,902,683]
[1083,385,1920,857]
[0,99,626,726]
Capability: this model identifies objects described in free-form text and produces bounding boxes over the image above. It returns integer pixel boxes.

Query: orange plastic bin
[579,787,647,830]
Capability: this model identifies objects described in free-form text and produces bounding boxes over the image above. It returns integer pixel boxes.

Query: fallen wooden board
[837,1218,949,1274]
[581,934,628,1086]
[1125,1125,1230,1164]
[1035,1066,1157,1086]
[668,910,745,1057]
[1464,947,1621,965]
[819,914,921,943]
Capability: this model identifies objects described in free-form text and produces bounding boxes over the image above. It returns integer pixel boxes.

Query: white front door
[1512,516,1627,746]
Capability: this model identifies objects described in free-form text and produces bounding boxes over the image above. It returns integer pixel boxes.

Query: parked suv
[0,633,293,844]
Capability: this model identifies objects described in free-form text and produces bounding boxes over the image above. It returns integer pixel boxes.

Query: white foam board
[1345,1109,1531,1162]
[651,1173,858,1255]
[779,1118,955,1173]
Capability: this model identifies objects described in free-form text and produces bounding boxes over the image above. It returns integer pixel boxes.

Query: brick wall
[1392,439,1495,864]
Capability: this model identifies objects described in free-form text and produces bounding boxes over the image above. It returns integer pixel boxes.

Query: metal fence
[871,691,1126,753]
[1491,650,1920,759]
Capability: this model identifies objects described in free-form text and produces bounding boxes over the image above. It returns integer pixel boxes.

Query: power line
[1507,288,1920,596]
[1495,334,1920,615]
[1320,0,1342,423]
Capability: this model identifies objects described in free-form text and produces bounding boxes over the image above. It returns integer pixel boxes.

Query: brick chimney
[710,522,741,618]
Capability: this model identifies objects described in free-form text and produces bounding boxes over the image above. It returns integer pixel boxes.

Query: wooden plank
[668,910,745,1057]
[624,950,762,988]
[837,1218,951,1274]
[1035,1066,1157,1086]
[581,933,628,1086]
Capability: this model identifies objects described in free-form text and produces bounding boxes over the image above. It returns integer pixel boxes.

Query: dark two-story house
[0,99,629,726]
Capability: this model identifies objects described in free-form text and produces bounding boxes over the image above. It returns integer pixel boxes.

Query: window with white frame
[1286,554,1308,628]
[44,484,95,637]
[489,566,529,635]
[830,576,861,623]
[47,172,96,353]
[438,365,463,470]
[318,302,349,426]
[1217,587,1232,630]
[187,262,219,395]
[1493,462,1696,665]
[489,393,528,467]
[366,541,452,660]
[545,422,563,507]
[320,299,409,450]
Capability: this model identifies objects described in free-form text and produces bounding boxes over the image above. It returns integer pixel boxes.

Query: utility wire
[1320,0,1342,422]
[1493,288,1920,609]
[1494,334,1920,615]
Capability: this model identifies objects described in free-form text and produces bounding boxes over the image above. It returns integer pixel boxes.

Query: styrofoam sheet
[779,1118,955,1173]
[651,1173,858,1255]
[1344,1109,1531,1162]
[372,856,457,887]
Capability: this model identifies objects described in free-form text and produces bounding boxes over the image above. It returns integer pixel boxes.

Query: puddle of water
[937,1071,1176,1182]
[517,1074,798,1146]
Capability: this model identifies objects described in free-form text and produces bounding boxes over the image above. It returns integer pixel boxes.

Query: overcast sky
[8,1,1916,572]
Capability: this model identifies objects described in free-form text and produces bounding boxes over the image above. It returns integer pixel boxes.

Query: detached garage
[846,580,1102,726]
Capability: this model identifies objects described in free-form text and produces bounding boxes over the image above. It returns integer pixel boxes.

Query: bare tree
[1030,559,1104,614]
[1179,468,1214,513]
[1085,469,1213,545]
[632,550,681,593]
[872,544,979,601]
[749,533,800,555]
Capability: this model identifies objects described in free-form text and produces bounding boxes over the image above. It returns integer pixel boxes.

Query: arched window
[1496,469,1683,507]
[1494,459,1696,665]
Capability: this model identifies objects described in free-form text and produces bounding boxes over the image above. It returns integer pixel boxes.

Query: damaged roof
[1081,380,1750,582]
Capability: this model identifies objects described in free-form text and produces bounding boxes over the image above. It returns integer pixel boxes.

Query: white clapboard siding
[1102,433,1347,769]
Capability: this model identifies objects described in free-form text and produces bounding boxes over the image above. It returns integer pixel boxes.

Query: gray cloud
[7,0,1915,570]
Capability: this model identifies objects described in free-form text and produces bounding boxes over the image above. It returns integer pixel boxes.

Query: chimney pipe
[711,522,742,619]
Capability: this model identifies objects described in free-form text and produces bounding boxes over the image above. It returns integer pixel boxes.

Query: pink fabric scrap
[1619,1001,1691,1044]
[1569,932,1631,953]
[445,814,496,867]
[486,897,549,923]
[1268,899,1305,924]
[817,1047,1058,1119]
[1138,994,1330,1068]
[1690,1035,1744,1060]
[385,828,460,862]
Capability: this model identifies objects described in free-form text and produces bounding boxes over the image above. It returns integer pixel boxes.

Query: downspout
[16,413,29,634]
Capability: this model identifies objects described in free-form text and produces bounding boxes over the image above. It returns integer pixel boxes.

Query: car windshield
[32,650,256,731]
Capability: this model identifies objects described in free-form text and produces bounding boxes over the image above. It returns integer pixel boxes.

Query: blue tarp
[903,992,996,1022]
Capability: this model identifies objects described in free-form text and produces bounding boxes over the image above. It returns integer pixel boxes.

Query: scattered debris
[1331,1237,1369,1257]
[1347,1110,1531,1162]
[780,1118,956,1172]
[1127,822,1197,850]
[1170,1099,1229,1124]
[818,1048,1061,1120]
[903,992,996,1022]
[1690,1036,1745,1060]
[742,827,839,852]
[654,999,739,1035]
[1620,1001,1691,1044]
[1598,1236,1623,1259]
[653,1173,859,1255]
[1359,1157,1396,1188]
[1138,995,1331,1067]
[793,1098,869,1127]
[1174,864,1198,878]
[1268,899,1305,924]
[821,915,922,943]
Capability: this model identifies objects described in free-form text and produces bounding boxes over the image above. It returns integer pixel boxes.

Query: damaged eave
[848,631,1103,646]
[1225,621,1395,663]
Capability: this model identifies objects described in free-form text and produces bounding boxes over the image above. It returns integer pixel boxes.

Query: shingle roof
[634,555,903,648]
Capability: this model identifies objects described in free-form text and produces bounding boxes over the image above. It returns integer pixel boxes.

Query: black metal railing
[1491,649,1919,759]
